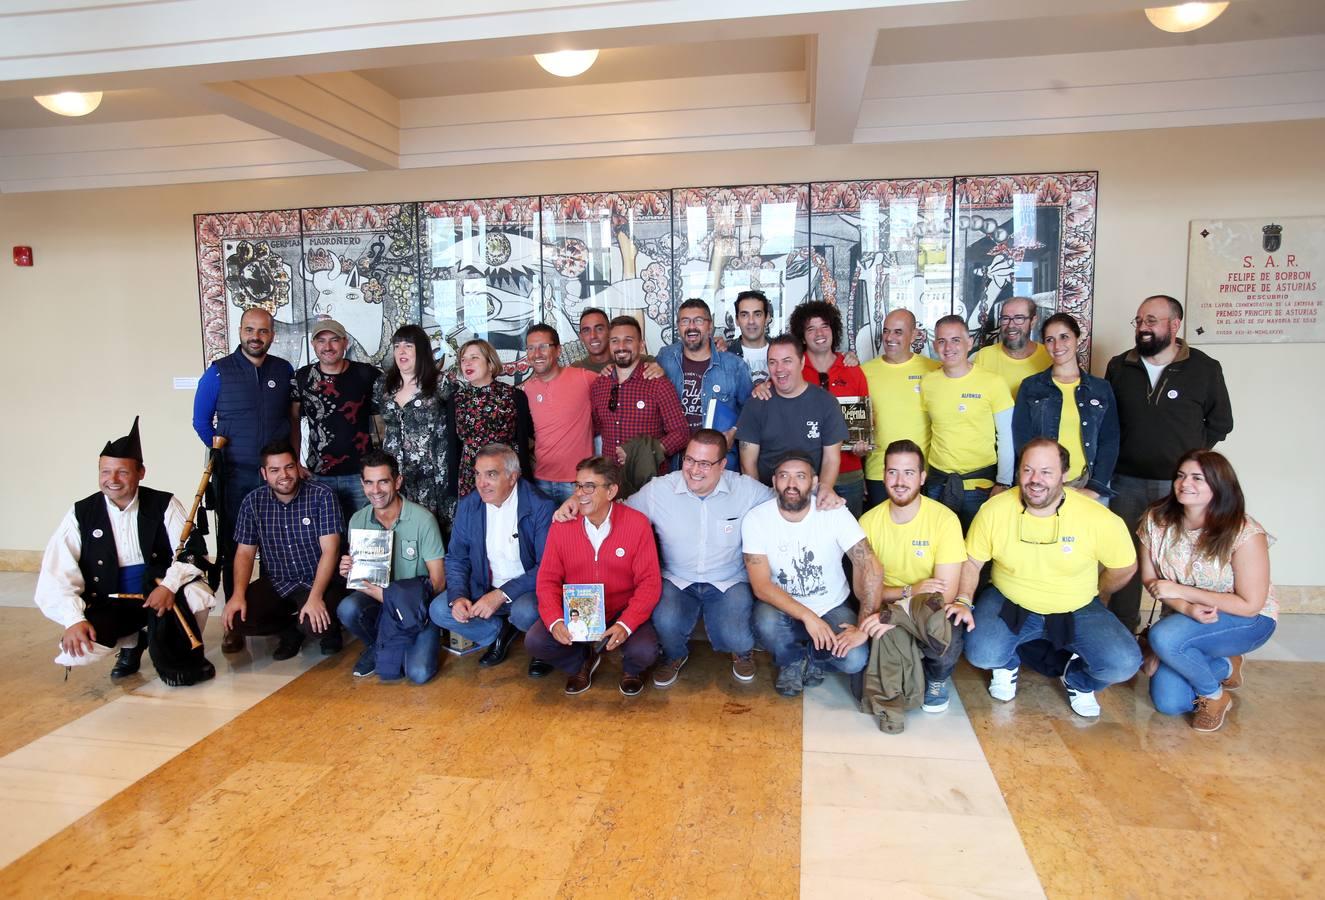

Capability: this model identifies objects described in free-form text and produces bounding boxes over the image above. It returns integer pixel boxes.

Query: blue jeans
[1109,474,1172,632]
[1148,611,1275,714]
[965,586,1142,693]
[535,479,575,504]
[428,591,539,646]
[922,479,990,533]
[753,601,868,674]
[654,580,755,662]
[336,592,441,684]
[834,476,865,519]
[220,464,262,599]
[312,473,369,525]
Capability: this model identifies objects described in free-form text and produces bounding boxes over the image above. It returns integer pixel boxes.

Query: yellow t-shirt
[920,367,1014,488]
[1055,378,1085,481]
[966,489,1136,614]
[859,496,965,588]
[974,343,1051,399]
[861,353,941,481]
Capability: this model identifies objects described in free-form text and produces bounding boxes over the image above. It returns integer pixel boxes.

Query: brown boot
[564,652,601,696]
[1221,655,1245,690]
[221,628,244,653]
[1192,691,1233,732]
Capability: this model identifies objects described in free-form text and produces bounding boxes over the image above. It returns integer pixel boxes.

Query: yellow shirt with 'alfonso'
[920,367,1014,488]
[861,353,941,481]
[859,496,965,588]
[974,342,1051,399]
[966,488,1136,615]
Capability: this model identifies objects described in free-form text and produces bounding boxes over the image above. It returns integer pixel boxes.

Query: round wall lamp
[1145,2,1230,33]
[535,49,599,78]
[34,91,103,117]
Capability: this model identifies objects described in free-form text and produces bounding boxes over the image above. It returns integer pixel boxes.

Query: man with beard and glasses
[974,296,1051,399]
[860,310,940,510]
[223,440,345,660]
[289,319,383,524]
[521,324,597,504]
[855,440,969,733]
[193,306,294,652]
[1105,295,1233,633]
[589,317,690,486]
[743,453,884,698]
[657,299,752,469]
[962,439,1140,718]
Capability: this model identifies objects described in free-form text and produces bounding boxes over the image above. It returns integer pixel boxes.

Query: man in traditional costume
[35,418,216,685]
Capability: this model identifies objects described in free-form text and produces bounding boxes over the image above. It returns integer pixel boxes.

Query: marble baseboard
[1275,585,1325,614]
[0,550,40,572]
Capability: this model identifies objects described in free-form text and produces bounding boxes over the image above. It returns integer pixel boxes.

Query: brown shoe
[619,673,644,696]
[652,655,687,688]
[731,652,756,683]
[221,628,244,654]
[1192,691,1233,732]
[1222,655,1245,690]
[564,652,601,696]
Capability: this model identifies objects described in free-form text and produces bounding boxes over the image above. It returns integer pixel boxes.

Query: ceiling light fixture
[1144,2,1230,33]
[535,49,599,78]
[34,91,103,117]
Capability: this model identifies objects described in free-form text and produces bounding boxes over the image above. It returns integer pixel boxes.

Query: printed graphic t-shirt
[291,361,382,476]
[680,354,709,429]
[742,498,866,616]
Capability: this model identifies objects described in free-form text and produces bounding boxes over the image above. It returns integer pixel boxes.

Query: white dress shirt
[484,488,525,590]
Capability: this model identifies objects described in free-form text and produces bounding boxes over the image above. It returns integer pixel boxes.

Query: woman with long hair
[446,339,533,498]
[373,325,453,523]
[1012,312,1119,502]
[1139,450,1276,732]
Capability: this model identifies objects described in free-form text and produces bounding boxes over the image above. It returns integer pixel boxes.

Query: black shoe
[110,630,148,679]
[273,630,304,661]
[528,658,554,678]
[479,621,518,668]
[319,630,343,655]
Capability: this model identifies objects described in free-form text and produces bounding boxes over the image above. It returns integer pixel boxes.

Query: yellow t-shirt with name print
[974,342,1051,399]
[861,353,941,481]
[966,488,1136,615]
[859,496,965,588]
[920,367,1014,488]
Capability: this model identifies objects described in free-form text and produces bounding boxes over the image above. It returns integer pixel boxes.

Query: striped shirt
[234,480,341,597]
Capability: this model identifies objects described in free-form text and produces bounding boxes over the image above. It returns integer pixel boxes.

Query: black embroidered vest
[73,487,174,607]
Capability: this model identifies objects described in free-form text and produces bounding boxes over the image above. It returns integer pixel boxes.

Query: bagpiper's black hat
[100,416,143,463]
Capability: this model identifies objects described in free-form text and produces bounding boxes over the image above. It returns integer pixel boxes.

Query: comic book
[562,583,606,641]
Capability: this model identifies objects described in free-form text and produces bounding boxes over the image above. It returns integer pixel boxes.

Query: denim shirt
[657,341,753,467]
[1012,369,1120,498]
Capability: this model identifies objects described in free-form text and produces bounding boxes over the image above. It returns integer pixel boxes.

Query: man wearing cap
[35,418,216,685]
[290,318,383,524]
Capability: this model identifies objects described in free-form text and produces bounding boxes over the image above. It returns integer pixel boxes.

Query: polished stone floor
[1,571,1321,898]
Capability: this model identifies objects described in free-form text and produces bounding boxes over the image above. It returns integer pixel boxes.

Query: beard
[776,488,810,512]
[1135,330,1172,357]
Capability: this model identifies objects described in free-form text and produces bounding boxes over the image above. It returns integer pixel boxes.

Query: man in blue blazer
[429,443,555,675]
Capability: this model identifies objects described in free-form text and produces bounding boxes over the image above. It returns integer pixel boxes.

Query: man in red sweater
[526,456,662,696]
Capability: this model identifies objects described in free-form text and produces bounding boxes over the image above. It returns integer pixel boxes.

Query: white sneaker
[1061,676,1101,717]
[988,667,1019,702]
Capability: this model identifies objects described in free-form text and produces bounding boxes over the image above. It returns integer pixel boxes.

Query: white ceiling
[0,0,1322,193]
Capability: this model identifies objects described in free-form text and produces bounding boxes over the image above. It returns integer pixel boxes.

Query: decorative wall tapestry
[195,171,1097,377]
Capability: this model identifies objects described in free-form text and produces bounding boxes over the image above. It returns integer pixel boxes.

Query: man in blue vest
[192,307,294,651]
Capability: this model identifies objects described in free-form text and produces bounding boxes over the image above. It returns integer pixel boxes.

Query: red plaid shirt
[590,366,690,472]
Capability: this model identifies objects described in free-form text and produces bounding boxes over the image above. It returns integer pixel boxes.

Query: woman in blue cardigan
[1012,313,1119,503]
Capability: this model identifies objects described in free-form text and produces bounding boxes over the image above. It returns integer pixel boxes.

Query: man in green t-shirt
[856,440,972,733]
[336,449,446,684]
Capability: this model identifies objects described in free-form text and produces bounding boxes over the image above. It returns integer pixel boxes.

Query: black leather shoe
[273,630,304,661]
[319,630,343,655]
[110,630,148,679]
[479,621,518,668]
[527,658,554,678]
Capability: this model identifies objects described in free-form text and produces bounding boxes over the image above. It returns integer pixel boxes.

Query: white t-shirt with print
[742,498,866,616]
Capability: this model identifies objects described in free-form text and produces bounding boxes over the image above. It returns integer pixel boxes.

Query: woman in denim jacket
[1012,313,1119,503]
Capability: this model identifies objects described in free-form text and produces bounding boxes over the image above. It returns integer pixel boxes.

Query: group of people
[36,289,1274,733]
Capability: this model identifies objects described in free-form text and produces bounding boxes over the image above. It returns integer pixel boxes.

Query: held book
[347,529,392,590]
[837,395,873,449]
[562,583,606,642]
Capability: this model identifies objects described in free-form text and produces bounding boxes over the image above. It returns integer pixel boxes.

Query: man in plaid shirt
[590,317,690,480]
[223,440,346,660]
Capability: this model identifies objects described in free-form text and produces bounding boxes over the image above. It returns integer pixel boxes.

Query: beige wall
[2,120,1323,585]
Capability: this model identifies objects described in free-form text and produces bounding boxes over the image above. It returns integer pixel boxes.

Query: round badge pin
[1062,544,1072,553]
[92,528,104,538]
[1167,389,1178,399]
[536,394,544,403]
[1090,398,1100,406]
[615,547,625,557]
[636,400,645,410]
[414,399,422,407]
[302,517,311,525]
[957,403,967,413]
[712,384,721,393]
[268,380,277,388]
[405,546,416,559]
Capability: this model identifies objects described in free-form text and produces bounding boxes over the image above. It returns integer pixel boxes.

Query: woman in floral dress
[446,339,534,498]
[1139,450,1276,732]
[374,325,453,524]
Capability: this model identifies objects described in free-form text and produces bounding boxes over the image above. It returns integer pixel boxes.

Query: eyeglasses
[1130,316,1173,328]
[678,316,710,327]
[682,455,720,471]
[608,381,620,412]
[1017,498,1064,545]
[573,481,606,493]
[998,314,1031,325]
